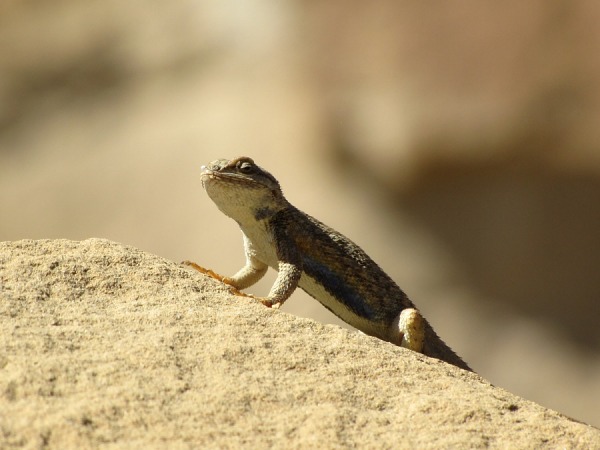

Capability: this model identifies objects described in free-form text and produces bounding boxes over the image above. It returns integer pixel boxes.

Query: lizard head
[200,156,287,224]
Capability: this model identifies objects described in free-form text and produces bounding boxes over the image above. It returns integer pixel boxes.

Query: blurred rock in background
[1,1,599,427]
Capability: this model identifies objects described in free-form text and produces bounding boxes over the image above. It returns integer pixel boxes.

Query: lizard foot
[257,298,282,309]
[181,260,228,282]
[181,261,280,308]
[182,260,253,298]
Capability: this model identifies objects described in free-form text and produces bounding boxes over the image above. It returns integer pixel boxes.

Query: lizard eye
[238,161,255,174]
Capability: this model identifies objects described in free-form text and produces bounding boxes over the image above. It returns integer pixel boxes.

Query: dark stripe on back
[302,254,377,320]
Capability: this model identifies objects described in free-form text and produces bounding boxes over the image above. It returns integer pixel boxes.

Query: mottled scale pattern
[268,207,472,371]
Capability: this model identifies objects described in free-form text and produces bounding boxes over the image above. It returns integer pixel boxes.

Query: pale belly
[241,226,394,341]
[298,273,393,341]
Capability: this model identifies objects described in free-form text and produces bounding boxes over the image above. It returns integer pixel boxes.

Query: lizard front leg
[182,253,267,299]
[184,229,302,309]
[225,255,268,290]
[227,226,303,309]
[183,257,300,309]
[260,260,302,309]
[256,223,304,309]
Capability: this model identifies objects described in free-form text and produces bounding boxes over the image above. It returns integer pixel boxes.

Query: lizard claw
[181,260,224,281]
[181,260,283,309]
[258,298,282,309]
[259,298,274,308]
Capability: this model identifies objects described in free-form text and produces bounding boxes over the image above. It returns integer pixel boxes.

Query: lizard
[183,156,472,371]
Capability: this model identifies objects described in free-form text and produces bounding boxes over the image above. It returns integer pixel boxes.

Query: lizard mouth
[200,165,211,189]
[200,168,264,191]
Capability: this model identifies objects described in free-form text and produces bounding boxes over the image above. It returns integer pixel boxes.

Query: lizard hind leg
[397,308,425,353]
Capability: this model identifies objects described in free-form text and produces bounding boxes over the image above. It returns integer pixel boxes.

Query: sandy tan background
[1,1,599,430]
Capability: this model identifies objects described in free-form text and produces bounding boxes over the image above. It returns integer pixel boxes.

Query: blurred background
[1,1,599,427]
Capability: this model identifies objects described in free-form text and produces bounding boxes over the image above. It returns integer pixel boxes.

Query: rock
[0,239,597,448]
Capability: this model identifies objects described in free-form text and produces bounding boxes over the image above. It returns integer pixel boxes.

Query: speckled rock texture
[1,239,598,449]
